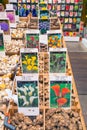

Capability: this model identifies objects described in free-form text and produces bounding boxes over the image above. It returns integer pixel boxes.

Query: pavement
[66,41,87,129]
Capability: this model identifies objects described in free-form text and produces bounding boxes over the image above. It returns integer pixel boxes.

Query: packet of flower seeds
[47,30,62,50]
[0,18,10,35]
[20,48,38,74]
[49,48,67,74]
[50,75,72,108]
[16,75,39,116]
[5,9,16,24]
[25,30,40,51]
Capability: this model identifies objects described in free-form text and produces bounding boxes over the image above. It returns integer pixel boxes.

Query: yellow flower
[55,36,58,39]
[22,60,27,65]
[25,55,29,60]
[27,59,31,65]
[27,65,32,70]
[33,66,38,70]
[32,56,36,61]
[31,61,35,66]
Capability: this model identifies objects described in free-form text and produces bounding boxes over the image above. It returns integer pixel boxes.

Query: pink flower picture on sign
[6,9,15,23]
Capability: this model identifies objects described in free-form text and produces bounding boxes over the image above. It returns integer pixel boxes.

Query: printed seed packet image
[16,75,39,116]
[50,75,72,108]
[20,48,38,74]
[49,48,67,74]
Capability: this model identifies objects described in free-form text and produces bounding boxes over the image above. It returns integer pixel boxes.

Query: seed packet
[39,19,50,34]
[61,11,64,17]
[72,24,76,30]
[79,5,83,11]
[74,5,78,11]
[73,12,77,17]
[47,30,62,49]
[65,12,69,17]
[13,3,18,15]
[78,12,81,17]
[70,5,73,10]
[20,48,38,74]
[49,48,67,74]
[18,3,27,17]
[16,75,39,116]
[53,0,57,3]
[68,24,72,29]
[58,0,62,3]
[57,5,60,10]
[70,0,74,3]
[73,18,77,23]
[47,4,52,10]
[0,18,10,35]
[61,0,65,3]
[57,11,60,17]
[5,9,15,23]
[66,0,70,3]
[65,18,69,23]
[66,5,70,10]
[40,10,49,19]
[61,5,65,10]
[50,75,72,108]
[69,18,72,23]
[70,12,73,17]
[26,30,40,50]
[31,4,38,17]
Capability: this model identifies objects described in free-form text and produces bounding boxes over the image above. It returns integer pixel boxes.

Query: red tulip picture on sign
[50,75,72,108]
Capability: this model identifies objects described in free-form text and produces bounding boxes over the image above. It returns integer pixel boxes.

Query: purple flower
[7,13,15,22]
[0,22,9,31]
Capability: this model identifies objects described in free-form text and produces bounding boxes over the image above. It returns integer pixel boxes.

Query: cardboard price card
[16,75,39,116]
[0,31,4,51]
[26,30,40,50]
[49,48,67,74]
[50,75,72,108]
[47,30,62,49]
[20,48,38,74]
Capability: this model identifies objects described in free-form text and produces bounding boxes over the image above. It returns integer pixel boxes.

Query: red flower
[52,84,60,96]
[30,36,34,41]
[62,88,70,97]
[57,98,67,106]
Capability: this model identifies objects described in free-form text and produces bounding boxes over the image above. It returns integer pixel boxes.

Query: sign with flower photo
[0,18,10,35]
[5,9,16,23]
[20,48,38,74]
[50,75,72,108]
[49,48,67,74]
[47,30,62,50]
[16,75,39,116]
[26,30,39,51]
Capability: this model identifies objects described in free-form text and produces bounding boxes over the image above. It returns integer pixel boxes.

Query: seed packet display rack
[4,32,86,130]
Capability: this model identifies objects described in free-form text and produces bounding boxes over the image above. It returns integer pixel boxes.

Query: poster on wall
[49,48,67,74]
[26,30,39,50]
[0,30,4,51]
[0,18,10,35]
[47,30,62,49]
[20,48,38,74]
[5,9,16,23]
[50,75,72,108]
[16,75,39,116]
